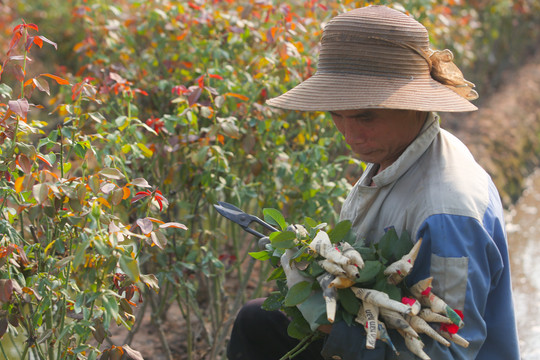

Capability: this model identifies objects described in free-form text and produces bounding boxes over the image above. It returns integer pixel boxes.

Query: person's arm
[408,209,519,360]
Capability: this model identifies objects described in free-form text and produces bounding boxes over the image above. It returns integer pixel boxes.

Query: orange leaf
[96,197,111,208]
[122,186,131,200]
[146,217,165,224]
[33,36,43,48]
[217,134,225,145]
[224,92,249,101]
[40,73,70,85]
[40,169,59,180]
[14,176,25,193]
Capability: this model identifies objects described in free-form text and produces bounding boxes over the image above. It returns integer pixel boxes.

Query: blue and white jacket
[339,113,520,359]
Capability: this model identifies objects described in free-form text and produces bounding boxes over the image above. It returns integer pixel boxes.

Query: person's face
[330,109,427,171]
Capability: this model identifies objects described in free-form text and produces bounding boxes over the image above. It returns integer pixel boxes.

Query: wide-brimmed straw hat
[266,5,478,112]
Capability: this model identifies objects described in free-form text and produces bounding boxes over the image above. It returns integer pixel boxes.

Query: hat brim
[266,73,478,112]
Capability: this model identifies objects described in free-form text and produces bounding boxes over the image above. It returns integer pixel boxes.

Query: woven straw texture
[266,6,477,112]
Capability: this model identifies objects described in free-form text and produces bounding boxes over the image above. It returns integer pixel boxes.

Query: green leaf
[119,255,140,282]
[137,143,154,158]
[341,309,355,326]
[102,293,120,326]
[73,142,88,158]
[99,167,125,180]
[378,227,399,262]
[88,112,106,123]
[354,245,378,261]
[373,274,402,301]
[139,274,160,293]
[284,307,312,339]
[267,266,285,281]
[284,281,312,306]
[263,208,286,230]
[0,83,12,98]
[303,217,318,228]
[356,261,384,283]
[337,288,360,315]
[393,230,414,260]
[262,292,283,311]
[305,260,325,278]
[328,220,352,244]
[269,231,297,249]
[249,250,270,261]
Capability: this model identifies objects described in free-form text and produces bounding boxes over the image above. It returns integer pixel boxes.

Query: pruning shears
[213,201,279,239]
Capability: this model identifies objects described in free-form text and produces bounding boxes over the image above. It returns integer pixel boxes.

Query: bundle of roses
[249,209,467,359]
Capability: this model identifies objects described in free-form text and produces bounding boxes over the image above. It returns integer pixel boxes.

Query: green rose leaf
[374,275,402,301]
[270,231,297,249]
[305,260,325,278]
[286,308,312,340]
[337,288,360,315]
[267,266,285,281]
[303,217,318,228]
[262,292,283,312]
[355,245,378,261]
[356,260,384,283]
[378,227,399,262]
[328,220,352,244]
[393,230,414,260]
[263,208,287,230]
[249,250,270,261]
[284,281,312,306]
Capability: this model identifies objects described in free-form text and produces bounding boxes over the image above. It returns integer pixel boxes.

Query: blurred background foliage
[1,0,539,359]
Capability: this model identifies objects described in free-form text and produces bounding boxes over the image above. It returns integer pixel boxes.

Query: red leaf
[0,279,13,303]
[8,98,29,118]
[208,74,223,80]
[25,23,39,32]
[131,191,151,204]
[155,197,163,211]
[188,2,202,10]
[197,75,205,88]
[8,32,22,54]
[40,73,69,85]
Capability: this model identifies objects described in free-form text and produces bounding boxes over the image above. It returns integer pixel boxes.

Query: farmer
[227,5,520,360]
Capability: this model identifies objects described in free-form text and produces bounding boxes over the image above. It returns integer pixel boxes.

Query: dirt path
[445,44,540,206]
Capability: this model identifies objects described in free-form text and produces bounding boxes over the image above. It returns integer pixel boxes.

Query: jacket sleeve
[406,199,519,359]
